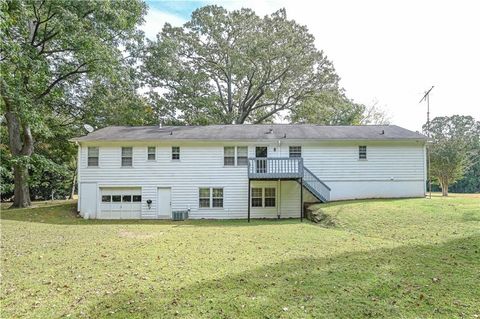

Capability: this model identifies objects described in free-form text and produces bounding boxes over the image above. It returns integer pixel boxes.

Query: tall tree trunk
[4,109,34,208]
[442,183,449,196]
[13,164,32,207]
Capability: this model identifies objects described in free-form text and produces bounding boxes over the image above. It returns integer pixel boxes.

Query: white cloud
[141,7,186,40]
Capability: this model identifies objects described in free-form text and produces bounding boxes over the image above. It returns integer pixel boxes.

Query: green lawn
[1,196,479,318]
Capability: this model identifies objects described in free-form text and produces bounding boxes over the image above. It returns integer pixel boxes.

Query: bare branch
[37,62,90,99]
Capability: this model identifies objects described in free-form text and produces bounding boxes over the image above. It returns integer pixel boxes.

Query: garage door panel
[99,187,141,219]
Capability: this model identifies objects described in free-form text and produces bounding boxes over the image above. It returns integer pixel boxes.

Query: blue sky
[147,0,205,19]
[142,0,480,130]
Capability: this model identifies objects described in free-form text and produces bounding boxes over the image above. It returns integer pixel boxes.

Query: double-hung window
[359,146,367,160]
[121,147,133,167]
[172,146,180,160]
[251,187,276,207]
[87,147,99,167]
[251,188,263,207]
[289,146,302,158]
[224,146,248,166]
[199,187,224,208]
[237,146,248,165]
[224,147,235,166]
[264,188,276,207]
[147,146,156,160]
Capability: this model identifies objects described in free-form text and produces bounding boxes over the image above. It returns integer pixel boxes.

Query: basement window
[359,146,367,160]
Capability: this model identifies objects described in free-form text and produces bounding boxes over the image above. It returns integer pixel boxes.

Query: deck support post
[247,179,251,223]
[300,177,303,222]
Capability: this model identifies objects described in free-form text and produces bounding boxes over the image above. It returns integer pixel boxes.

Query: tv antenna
[419,86,434,199]
[83,124,94,133]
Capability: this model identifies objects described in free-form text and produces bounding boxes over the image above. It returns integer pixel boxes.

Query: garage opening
[99,187,142,219]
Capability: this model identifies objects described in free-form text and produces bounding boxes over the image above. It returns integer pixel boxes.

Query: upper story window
[224,146,248,166]
[237,146,248,165]
[172,146,180,160]
[121,147,133,166]
[87,147,99,167]
[147,146,156,160]
[224,147,235,166]
[359,146,367,160]
[289,146,302,158]
[199,187,224,208]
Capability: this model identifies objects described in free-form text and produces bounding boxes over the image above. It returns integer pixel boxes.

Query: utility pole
[419,86,434,199]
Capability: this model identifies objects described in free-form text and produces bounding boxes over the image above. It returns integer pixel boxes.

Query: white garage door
[99,187,142,219]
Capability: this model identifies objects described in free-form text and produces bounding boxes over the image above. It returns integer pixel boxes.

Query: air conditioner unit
[172,210,189,221]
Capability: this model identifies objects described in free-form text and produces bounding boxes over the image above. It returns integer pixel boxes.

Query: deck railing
[303,166,331,202]
[248,157,303,179]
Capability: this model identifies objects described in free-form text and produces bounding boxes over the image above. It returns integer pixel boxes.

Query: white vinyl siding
[77,140,426,219]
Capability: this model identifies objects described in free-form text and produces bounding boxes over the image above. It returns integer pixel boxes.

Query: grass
[1,196,479,318]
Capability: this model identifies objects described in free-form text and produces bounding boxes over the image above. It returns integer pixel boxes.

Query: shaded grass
[1,196,479,318]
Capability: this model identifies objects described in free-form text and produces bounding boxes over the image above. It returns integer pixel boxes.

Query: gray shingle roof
[71,124,426,142]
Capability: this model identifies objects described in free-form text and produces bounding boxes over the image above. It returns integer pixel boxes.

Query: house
[71,124,427,220]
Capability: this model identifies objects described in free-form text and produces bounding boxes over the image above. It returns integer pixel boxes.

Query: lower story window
[199,187,224,208]
[251,187,276,207]
[264,188,276,207]
[102,194,141,203]
[251,188,263,207]
[212,188,223,207]
[199,188,211,208]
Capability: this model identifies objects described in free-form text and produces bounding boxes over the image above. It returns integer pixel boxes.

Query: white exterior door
[80,183,97,219]
[157,187,171,219]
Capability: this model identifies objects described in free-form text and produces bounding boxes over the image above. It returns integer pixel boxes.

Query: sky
[142,0,480,131]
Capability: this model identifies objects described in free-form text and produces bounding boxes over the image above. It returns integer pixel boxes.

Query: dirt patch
[305,205,337,227]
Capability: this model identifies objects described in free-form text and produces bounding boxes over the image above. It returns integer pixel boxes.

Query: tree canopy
[0,0,148,206]
[144,6,341,125]
[424,115,480,196]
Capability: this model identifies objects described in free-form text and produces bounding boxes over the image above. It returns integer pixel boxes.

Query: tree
[424,115,479,196]
[144,6,340,125]
[289,90,389,125]
[0,0,147,207]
